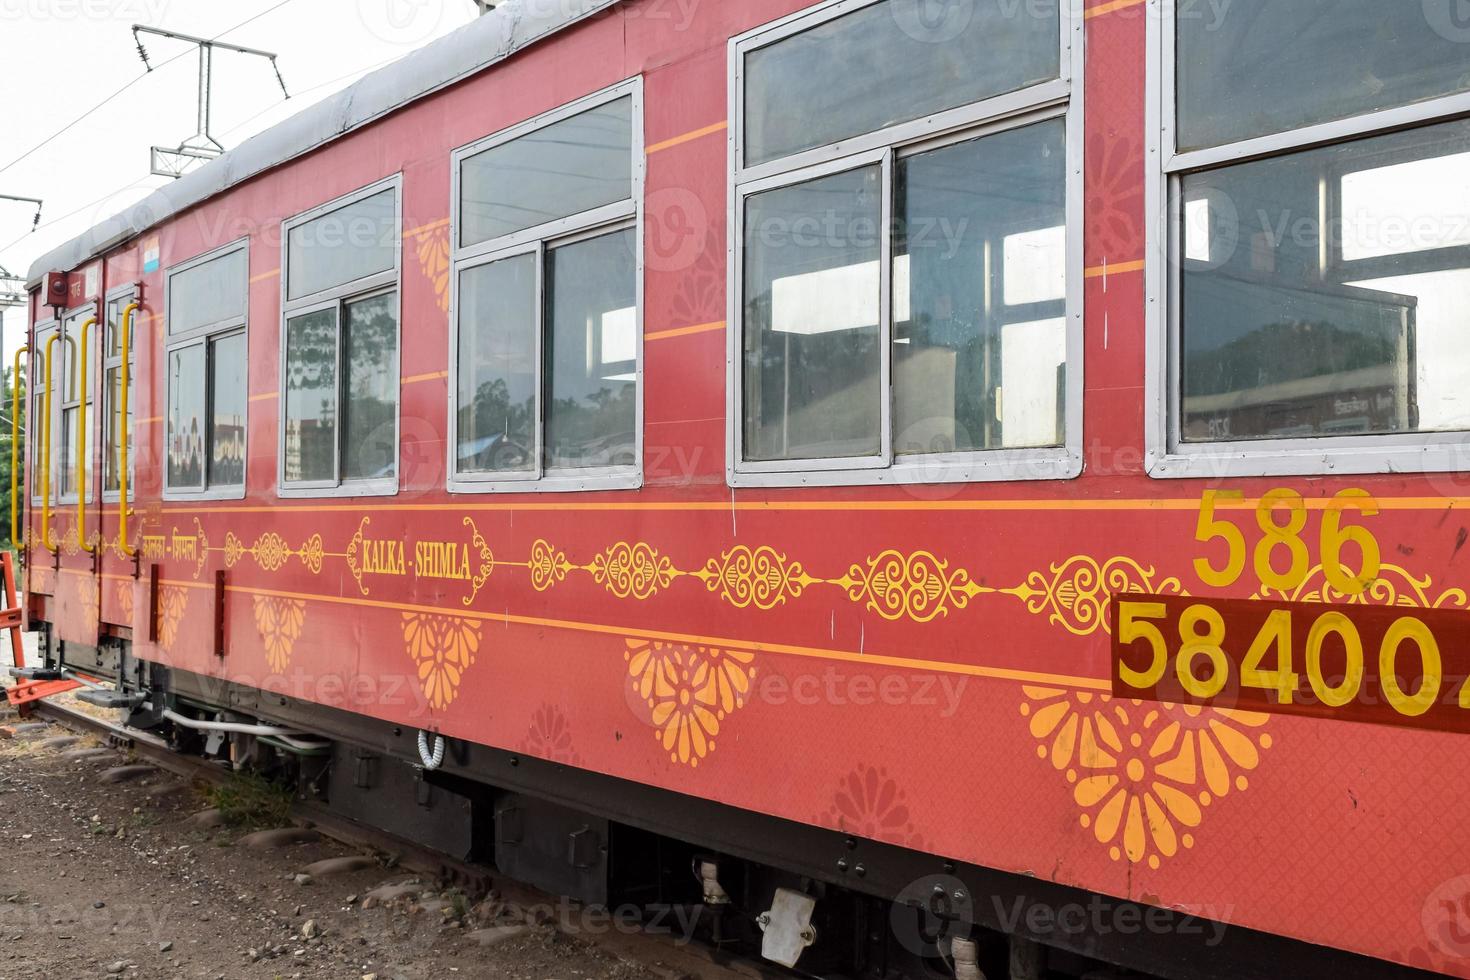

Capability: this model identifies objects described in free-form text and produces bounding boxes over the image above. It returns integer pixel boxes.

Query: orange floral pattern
[1022,687,1270,869]
[253,596,306,674]
[625,639,755,768]
[415,225,451,314]
[157,585,188,650]
[401,613,480,711]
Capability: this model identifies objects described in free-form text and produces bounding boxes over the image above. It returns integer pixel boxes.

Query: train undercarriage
[12,623,1430,980]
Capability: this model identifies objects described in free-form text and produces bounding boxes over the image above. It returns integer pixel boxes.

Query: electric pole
[0,195,42,309]
[131,25,290,178]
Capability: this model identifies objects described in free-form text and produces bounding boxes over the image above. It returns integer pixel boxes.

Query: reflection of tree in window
[343,294,398,480]
[545,229,637,470]
[284,310,337,483]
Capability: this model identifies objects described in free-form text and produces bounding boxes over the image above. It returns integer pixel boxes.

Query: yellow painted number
[1254,489,1310,591]
[1321,489,1381,596]
[1177,603,1229,698]
[1117,601,1169,689]
[1194,489,1247,587]
[1379,617,1441,718]
[1305,611,1363,708]
[1241,608,1297,704]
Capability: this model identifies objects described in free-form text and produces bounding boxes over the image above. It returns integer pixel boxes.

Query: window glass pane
[1177,0,1470,150]
[1180,120,1470,441]
[743,166,882,461]
[103,299,133,364]
[169,249,246,334]
[457,254,537,474]
[287,189,396,300]
[102,366,134,494]
[284,309,339,482]
[744,0,1059,166]
[544,228,638,470]
[460,97,633,247]
[209,332,246,488]
[59,407,77,498]
[894,120,1067,454]
[342,292,398,481]
[167,345,205,489]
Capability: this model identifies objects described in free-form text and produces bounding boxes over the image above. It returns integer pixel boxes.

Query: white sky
[0,0,481,363]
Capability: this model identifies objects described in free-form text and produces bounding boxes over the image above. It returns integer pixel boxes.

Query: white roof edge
[26,0,622,288]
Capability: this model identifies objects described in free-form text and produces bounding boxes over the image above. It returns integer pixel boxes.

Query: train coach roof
[25,0,621,288]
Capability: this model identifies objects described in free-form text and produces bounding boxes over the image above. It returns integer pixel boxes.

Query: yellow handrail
[41,332,61,554]
[10,345,27,548]
[77,316,96,553]
[118,302,139,558]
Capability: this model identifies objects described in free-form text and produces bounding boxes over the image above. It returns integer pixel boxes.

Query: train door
[47,301,103,649]
[23,315,58,608]
[98,285,139,638]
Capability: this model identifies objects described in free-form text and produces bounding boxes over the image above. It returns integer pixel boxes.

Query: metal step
[75,689,146,710]
[8,667,64,681]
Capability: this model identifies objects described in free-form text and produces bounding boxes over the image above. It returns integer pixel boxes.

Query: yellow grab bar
[10,345,26,548]
[76,316,96,553]
[118,302,138,558]
[40,333,60,554]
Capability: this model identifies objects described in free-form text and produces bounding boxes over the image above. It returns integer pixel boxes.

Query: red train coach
[13,0,1470,976]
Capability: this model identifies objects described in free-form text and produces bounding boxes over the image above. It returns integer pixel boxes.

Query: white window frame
[727,0,1085,488]
[163,238,250,501]
[29,316,57,507]
[56,302,97,505]
[278,173,403,499]
[1144,0,1470,478]
[102,282,138,504]
[447,77,644,494]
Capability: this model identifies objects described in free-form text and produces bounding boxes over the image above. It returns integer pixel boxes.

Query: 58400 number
[1112,594,1470,733]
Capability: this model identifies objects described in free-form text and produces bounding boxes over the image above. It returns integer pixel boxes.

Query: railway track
[22,695,760,980]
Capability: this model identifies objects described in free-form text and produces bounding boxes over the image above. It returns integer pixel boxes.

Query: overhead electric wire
[0,0,298,179]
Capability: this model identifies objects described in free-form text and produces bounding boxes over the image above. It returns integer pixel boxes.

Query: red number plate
[1111,593,1470,733]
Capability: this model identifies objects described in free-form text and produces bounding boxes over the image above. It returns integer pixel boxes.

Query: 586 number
[1194,488,1380,595]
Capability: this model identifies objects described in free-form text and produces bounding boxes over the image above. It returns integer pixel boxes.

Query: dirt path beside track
[0,706,731,980]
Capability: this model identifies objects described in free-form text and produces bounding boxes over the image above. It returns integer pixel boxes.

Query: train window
[459,96,633,248]
[448,80,642,493]
[102,287,136,500]
[279,175,401,497]
[29,319,55,505]
[1176,1,1470,152]
[163,240,248,498]
[730,0,1081,487]
[56,305,92,502]
[286,188,397,302]
[1149,1,1470,477]
[741,0,1060,168]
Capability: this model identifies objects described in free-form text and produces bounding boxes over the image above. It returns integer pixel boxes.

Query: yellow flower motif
[113,580,135,625]
[624,639,755,768]
[415,225,451,314]
[401,613,480,711]
[1022,688,1270,868]
[157,586,188,650]
[253,596,306,674]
